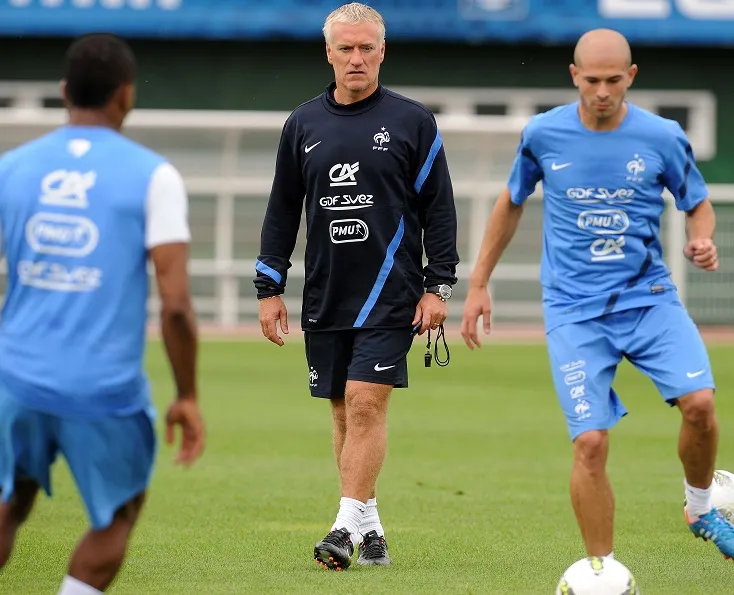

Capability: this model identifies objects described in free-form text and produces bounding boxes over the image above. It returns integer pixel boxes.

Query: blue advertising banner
[0,0,733,45]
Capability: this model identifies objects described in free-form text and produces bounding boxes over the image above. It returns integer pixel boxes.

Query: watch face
[439,285,452,300]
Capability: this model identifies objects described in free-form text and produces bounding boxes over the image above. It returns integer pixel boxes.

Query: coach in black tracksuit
[254,3,458,571]
[256,85,459,379]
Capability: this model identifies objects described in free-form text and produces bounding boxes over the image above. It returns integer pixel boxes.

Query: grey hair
[322,2,386,44]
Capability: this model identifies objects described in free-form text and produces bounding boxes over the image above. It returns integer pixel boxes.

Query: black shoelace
[324,529,351,548]
[361,535,387,557]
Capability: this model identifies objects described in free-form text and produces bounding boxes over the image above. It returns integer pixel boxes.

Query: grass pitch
[3,339,734,594]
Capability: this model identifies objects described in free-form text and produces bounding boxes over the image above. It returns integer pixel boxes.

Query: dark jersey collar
[322,81,387,116]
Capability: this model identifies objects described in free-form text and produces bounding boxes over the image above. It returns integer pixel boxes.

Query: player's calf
[677,391,717,478]
[571,430,615,557]
[66,493,146,591]
[0,478,39,568]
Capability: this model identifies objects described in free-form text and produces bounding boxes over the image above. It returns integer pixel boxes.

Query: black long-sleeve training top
[254,82,459,332]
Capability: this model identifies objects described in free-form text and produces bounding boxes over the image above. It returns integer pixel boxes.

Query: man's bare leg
[570,430,615,557]
[315,382,391,569]
[677,389,734,560]
[0,478,39,568]
[330,398,346,477]
[330,399,377,499]
[339,381,391,503]
[330,396,387,564]
[677,390,717,498]
[61,493,146,593]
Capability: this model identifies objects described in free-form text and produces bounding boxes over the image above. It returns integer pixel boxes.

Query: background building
[0,0,731,328]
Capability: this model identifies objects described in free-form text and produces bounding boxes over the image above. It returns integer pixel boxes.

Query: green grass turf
[3,340,734,594]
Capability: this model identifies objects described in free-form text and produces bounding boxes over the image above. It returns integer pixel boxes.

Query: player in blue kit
[0,35,204,593]
[461,29,734,562]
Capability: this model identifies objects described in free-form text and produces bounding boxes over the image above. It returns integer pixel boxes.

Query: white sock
[359,497,385,538]
[331,497,366,545]
[685,479,713,518]
[58,576,102,595]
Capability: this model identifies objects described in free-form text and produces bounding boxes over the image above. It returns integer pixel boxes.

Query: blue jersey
[508,103,708,332]
[0,125,189,418]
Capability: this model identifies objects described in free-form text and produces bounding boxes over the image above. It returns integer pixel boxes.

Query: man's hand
[165,397,205,466]
[259,296,289,346]
[461,285,492,350]
[412,293,448,336]
[684,238,719,272]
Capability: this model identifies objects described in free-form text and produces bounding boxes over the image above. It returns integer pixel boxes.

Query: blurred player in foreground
[255,2,458,570]
[462,29,734,562]
[0,34,204,593]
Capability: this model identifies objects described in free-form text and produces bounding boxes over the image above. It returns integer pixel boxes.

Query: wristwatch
[426,284,452,302]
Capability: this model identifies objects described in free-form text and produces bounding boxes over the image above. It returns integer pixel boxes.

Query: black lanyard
[424,324,450,367]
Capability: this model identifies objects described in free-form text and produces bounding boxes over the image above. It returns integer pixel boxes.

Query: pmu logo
[577,209,630,235]
[564,370,586,386]
[329,162,359,187]
[329,219,369,244]
[26,212,99,257]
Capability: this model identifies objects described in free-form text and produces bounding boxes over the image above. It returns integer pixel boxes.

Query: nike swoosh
[374,363,396,372]
[687,370,706,378]
[305,141,321,153]
[551,162,572,171]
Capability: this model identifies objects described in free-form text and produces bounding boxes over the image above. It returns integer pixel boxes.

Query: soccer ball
[683,469,734,522]
[711,470,734,522]
[556,556,639,594]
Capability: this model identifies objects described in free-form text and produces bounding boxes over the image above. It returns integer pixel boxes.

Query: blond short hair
[322,2,386,44]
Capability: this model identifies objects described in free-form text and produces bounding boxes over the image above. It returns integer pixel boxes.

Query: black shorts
[304,328,415,398]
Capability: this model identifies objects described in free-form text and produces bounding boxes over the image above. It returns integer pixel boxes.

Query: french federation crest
[373,128,390,151]
[626,154,645,182]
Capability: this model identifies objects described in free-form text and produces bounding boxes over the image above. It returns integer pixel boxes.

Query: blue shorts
[0,387,156,530]
[546,303,715,441]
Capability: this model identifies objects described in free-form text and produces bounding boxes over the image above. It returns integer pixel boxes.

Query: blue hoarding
[0,0,733,45]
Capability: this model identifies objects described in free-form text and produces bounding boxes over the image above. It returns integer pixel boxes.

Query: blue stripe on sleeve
[353,216,405,328]
[255,259,282,285]
[413,130,443,194]
[678,143,693,201]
